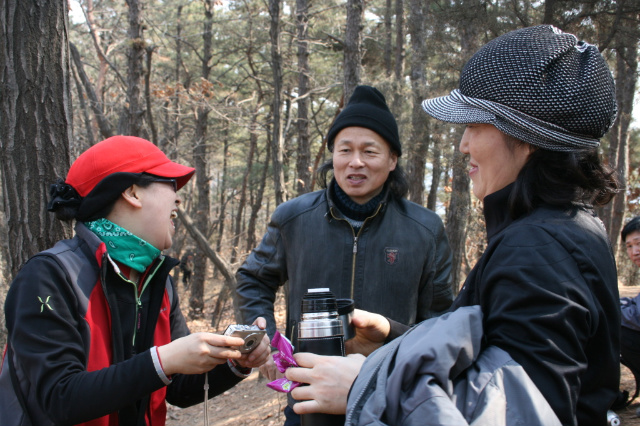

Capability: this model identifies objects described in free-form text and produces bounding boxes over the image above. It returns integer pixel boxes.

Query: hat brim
[421,95,496,124]
[145,161,195,190]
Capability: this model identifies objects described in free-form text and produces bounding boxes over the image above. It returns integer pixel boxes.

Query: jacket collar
[326,178,390,221]
[483,183,515,243]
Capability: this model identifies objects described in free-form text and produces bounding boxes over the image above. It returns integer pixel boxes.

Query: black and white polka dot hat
[422,25,617,151]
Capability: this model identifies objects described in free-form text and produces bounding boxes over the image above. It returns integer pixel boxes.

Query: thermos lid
[337,298,354,315]
[302,288,338,313]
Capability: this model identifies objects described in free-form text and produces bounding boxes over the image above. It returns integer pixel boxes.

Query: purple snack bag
[266,331,301,393]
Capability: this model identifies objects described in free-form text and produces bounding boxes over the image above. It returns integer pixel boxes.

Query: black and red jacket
[0,223,242,426]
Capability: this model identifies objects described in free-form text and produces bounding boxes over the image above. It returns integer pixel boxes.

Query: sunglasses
[150,177,177,192]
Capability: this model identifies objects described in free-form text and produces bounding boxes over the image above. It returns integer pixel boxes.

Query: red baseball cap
[66,135,195,196]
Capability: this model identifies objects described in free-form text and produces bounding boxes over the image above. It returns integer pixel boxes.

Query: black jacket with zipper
[236,184,453,345]
[451,184,620,426]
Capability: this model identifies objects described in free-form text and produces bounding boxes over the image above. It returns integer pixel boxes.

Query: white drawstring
[203,373,209,426]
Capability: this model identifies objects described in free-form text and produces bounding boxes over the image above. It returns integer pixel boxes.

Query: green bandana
[85,218,161,273]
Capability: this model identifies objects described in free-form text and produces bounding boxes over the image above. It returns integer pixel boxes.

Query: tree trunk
[427,137,442,211]
[79,0,118,140]
[189,0,214,319]
[0,0,73,279]
[172,5,184,151]
[391,0,404,114]
[69,43,113,140]
[123,0,145,136]
[246,113,270,252]
[344,0,364,101]
[406,0,429,205]
[446,131,470,294]
[72,66,96,148]
[177,207,239,325]
[269,0,287,206]
[445,6,483,293]
[384,0,393,77]
[144,46,159,145]
[295,0,312,196]
[606,18,638,253]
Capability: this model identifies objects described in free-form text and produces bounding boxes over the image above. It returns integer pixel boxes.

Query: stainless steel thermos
[297,288,346,426]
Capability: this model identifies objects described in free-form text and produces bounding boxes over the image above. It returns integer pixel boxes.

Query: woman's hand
[345,309,390,356]
[157,317,271,375]
[157,332,245,375]
[286,353,365,415]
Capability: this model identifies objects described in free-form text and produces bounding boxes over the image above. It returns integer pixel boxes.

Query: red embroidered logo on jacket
[384,248,399,265]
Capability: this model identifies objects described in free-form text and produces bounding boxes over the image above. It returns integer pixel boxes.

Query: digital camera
[223,324,266,353]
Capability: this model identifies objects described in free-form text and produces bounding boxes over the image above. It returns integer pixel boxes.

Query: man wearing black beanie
[235,85,453,426]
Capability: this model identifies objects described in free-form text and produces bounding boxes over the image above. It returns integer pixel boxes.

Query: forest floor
[168,283,640,426]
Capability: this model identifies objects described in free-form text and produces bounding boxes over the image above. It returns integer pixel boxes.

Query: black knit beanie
[327,85,401,156]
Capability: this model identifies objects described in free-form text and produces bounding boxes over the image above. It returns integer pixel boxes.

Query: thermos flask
[296,288,346,426]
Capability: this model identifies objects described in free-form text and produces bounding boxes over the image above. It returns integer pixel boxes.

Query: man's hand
[286,353,365,415]
[259,352,284,381]
[236,317,271,369]
[345,309,390,356]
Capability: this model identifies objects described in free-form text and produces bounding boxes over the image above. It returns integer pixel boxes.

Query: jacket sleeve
[418,216,454,320]
[4,256,166,425]
[621,293,640,331]
[235,212,288,339]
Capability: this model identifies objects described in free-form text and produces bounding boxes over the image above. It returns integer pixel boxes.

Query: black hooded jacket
[452,184,620,426]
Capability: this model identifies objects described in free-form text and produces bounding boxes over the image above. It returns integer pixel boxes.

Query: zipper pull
[353,236,358,254]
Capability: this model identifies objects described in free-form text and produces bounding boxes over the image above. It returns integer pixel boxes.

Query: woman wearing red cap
[0,136,270,426]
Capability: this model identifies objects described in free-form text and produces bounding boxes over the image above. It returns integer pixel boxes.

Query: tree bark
[0,0,73,279]
[295,0,312,196]
[427,137,442,211]
[122,0,146,136]
[391,0,404,114]
[446,131,470,294]
[269,0,287,206]
[246,112,270,253]
[144,46,159,145]
[69,42,113,140]
[344,0,364,101]
[177,207,238,323]
[445,3,484,292]
[406,0,429,205]
[72,66,96,147]
[189,0,214,319]
[606,15,638,252]
[384,0,393,77]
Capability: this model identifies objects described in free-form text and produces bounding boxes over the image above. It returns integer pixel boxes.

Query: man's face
[332,127,397,205]
[626,230,640,268]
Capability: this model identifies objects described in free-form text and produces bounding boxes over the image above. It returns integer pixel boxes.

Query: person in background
[180,251,194,287]
[0,136,270,426]
[616,216,640,406]
[235,85,454,425]
[285,25,620,426]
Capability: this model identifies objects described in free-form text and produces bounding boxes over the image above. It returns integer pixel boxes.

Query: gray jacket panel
[346,306,561,426]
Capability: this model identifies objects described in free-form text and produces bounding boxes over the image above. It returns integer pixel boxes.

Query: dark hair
[508,147,618,218]
[622,217,640,242]
[315,160,409,200]
[54,174,158,222]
